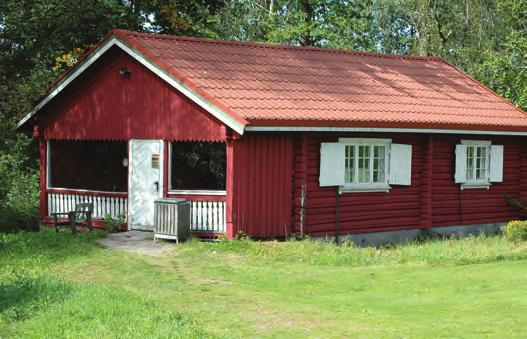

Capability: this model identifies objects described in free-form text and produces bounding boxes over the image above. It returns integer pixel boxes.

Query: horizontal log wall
[431,135,521,227]
[291,133,524,238]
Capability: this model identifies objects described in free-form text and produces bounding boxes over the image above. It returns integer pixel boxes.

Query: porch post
[225,137,235,239]
[39,137,48,219]
[163,140,169,198]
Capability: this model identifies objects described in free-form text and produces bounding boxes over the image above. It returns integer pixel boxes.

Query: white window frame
[461,140,491,189]
[338,138,391,192]
[167,142,227,196]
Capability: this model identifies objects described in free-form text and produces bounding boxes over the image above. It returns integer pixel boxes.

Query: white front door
[128,140,163,231]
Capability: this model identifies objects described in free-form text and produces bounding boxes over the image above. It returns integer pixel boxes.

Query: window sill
[340,185,391,193]
[460,183,491,190]
[168,190,226,196]
[47,187,127,195]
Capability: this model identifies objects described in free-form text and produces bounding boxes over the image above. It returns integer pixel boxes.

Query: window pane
[372,146,385,183]
[170,142,226,190]
[358,145,370,183]
[466,146,474,180]
[345,145,354,183]
[476,146,487,180]
[49,140,128,192]
[373,159,379,182]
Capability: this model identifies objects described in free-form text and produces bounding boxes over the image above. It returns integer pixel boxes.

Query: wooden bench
[51,203,93,233]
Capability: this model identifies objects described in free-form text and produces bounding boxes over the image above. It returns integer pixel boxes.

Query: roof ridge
[113,29,444,62]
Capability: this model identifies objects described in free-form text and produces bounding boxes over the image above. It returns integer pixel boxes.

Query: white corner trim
[18,36,246,135]
[158,139,164,199]
[245,126,527,136]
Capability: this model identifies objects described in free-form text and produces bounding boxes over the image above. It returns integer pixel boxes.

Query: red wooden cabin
[19,30,527,242]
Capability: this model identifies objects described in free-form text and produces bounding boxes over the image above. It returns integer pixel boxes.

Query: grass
[1,230,527,338]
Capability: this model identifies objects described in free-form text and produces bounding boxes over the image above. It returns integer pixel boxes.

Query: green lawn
[1,230,527,338]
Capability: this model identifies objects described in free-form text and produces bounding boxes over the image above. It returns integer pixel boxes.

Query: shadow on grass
[0,269,72,323]
[0,269,209,338]
[0,229,104,325]
[0,228,106,266]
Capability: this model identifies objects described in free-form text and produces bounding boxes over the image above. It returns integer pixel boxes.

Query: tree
[215,0,376,50]
[0,0,227,231]
[0,0,525,231]
[475,0,526,109]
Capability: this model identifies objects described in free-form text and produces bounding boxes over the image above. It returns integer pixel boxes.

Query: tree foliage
[0,0,525,231]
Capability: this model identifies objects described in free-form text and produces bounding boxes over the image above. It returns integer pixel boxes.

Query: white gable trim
[245,126,527,136]
[18,36,246,135]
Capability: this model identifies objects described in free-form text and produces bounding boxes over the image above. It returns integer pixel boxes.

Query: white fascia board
[245,126,527,136]
[17,38,118,128]
[18,36,246,135]
[112,39,245,135]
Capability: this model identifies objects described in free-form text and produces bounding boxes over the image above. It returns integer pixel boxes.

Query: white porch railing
[47,191,127,219]
[47,191,224,233]
[190,200,226,233]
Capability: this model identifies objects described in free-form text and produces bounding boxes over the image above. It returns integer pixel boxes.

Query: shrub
[0,132,39,233]
[103,213,125,233]
[504,193,527,212]
[0,172,40,233]
[503,220,527,243]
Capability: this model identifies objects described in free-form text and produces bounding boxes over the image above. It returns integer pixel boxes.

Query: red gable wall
[40,49,227,141]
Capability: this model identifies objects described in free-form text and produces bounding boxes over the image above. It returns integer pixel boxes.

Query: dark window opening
[49,140,128,192]
[170,142,226,191]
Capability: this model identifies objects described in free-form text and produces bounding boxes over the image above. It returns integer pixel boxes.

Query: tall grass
[192,234,527,267]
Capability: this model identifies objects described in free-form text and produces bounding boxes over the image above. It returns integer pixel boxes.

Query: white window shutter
[389,144,412,186]
[319,143,345,186]
[455,144,467,183]
[490,145,504,182]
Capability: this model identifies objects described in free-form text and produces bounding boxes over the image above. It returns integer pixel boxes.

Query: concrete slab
[97,230,173,256]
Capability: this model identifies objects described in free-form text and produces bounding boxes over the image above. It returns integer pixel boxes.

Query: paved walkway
[97,230,173,256]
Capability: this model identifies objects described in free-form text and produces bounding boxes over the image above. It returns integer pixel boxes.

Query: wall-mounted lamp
[118,67,131,78]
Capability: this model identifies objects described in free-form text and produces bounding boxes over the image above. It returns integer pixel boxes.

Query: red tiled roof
[26,29,527,132]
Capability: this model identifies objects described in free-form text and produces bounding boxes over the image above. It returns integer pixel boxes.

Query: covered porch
[41,139,227,235]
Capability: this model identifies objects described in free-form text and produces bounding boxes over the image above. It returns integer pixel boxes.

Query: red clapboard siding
[41,49,226,141]
[232,133,294,238]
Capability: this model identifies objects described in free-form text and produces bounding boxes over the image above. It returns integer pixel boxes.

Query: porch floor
[97,230,173,256]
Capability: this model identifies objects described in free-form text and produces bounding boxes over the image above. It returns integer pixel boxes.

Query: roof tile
[118,30,527,131]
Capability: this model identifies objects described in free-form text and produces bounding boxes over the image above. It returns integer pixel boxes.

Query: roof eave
[245,125,527,136]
